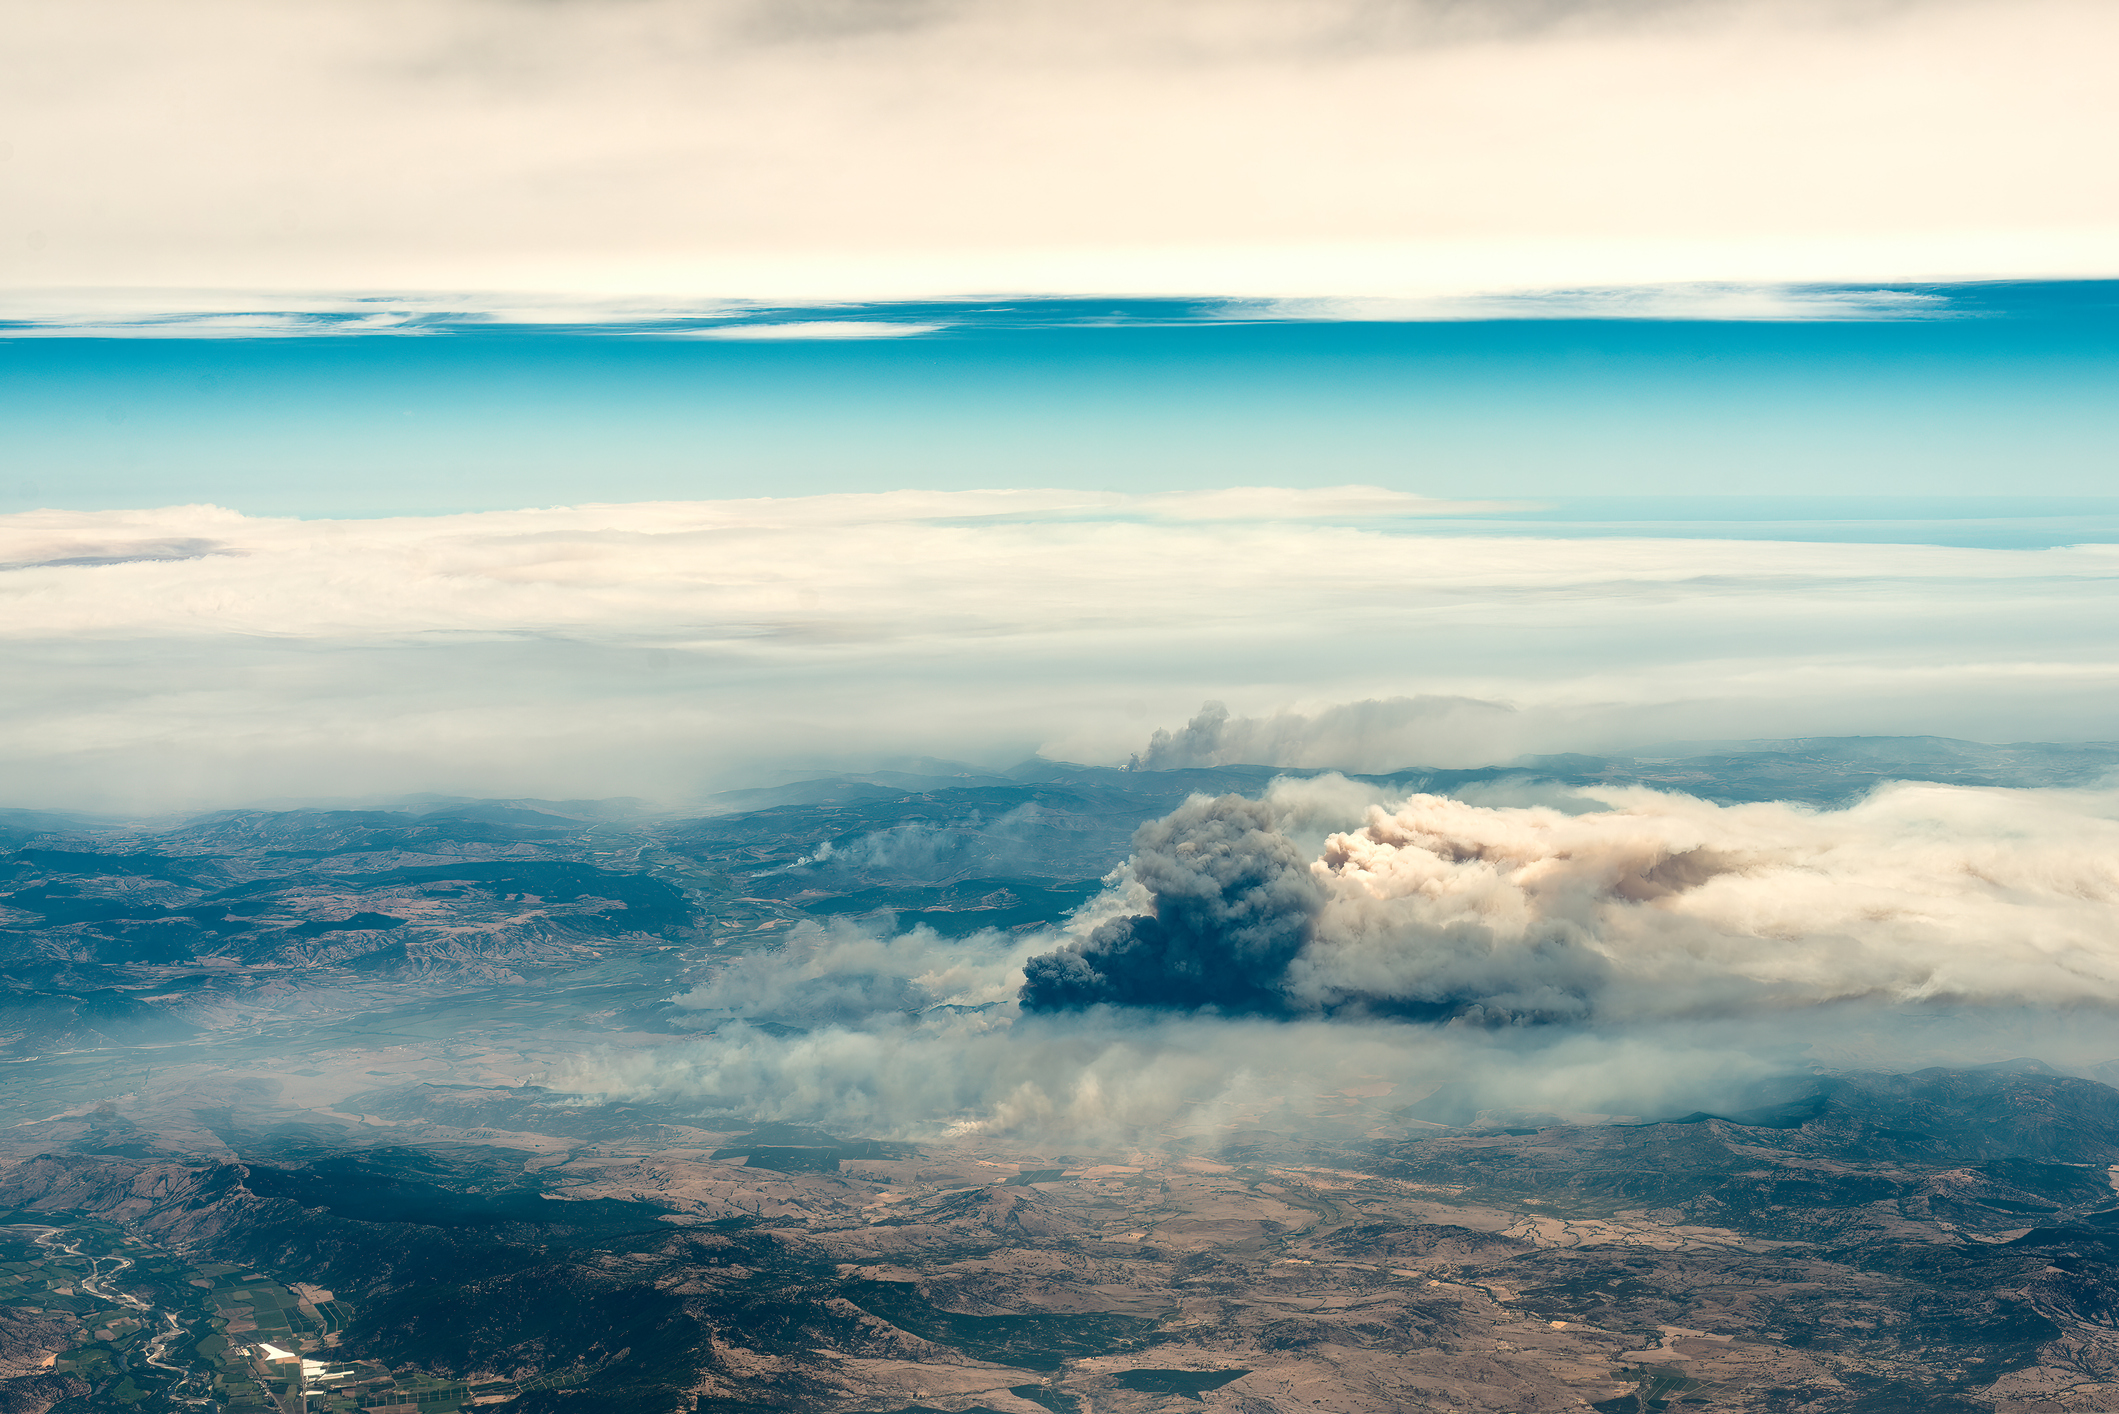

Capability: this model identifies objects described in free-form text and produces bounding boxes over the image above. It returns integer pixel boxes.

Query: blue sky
[5,282,2116,526]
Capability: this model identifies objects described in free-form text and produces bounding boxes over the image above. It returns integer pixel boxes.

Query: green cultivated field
[0,1215,479,1413]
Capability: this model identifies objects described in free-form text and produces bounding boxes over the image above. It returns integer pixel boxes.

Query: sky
[4,284,2119,514]
[8,0,2117,300]
[3,0,2116,808]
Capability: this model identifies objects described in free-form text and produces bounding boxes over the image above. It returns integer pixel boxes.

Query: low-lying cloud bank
[4,493,2118,810]
[578,777,2119,1143]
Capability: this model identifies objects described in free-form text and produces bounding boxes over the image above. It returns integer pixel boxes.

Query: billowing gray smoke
[1019,795,1323,1013]
[1026,777,2119,1024]
[1016,788,1607,1021]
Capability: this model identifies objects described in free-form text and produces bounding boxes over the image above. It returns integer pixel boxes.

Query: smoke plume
[1019,795,1323,1013]
[1024,778,2119,1023]
[1133,698,1526,774]
[554,776,2119,1144]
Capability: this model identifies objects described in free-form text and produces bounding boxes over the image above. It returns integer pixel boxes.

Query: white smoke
[1295,779,2119,1020]
[669,917,1038,1025]
[576,1006,1803,1144]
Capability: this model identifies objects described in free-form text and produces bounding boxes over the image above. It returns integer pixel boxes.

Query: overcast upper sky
[6,0,2116,304]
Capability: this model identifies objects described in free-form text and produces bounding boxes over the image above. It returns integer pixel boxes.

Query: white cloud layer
[3,0,2115,301]
[2,489,2116,810]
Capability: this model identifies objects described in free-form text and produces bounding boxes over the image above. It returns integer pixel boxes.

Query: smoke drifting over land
[583,775,2119,1145]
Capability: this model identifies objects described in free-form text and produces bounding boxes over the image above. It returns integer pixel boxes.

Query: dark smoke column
[1020,794,1323,1013]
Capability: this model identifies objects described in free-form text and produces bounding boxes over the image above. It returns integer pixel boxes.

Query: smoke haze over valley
[10,734,2119,1412]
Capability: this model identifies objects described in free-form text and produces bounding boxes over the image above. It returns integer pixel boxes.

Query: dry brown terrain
[9,1065,2119,1413]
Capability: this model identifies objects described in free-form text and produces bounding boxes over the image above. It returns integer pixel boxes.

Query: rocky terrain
[9,1067,2119,1413]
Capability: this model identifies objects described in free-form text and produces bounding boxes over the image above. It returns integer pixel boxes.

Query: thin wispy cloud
[1236,286,1964,323]
[0,286,1983,337]
[674,320,949,339]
